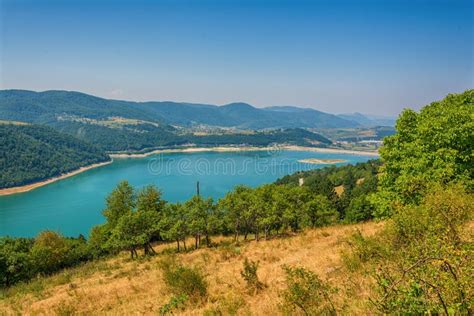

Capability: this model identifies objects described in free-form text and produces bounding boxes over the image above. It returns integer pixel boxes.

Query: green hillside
[0,123,110,188]
[0,90,336,151]
[0,89,358,129]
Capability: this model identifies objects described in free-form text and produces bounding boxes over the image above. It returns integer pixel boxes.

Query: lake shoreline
[0,146,378,196]
[0,160,113,196]
[110,145,379,158]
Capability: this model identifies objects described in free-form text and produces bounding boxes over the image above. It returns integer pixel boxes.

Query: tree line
[88,180,341,259]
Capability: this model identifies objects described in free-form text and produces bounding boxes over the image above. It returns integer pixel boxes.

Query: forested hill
[0,123,110,189]
[277,160,382,222]
[0,89,359,129]
[53,123,332,152]
[0,90,338,151]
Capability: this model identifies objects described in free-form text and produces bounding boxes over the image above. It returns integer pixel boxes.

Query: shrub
[344,195,374,223]
[240,258,264,293]
[280,265,336,315]
[30,231,68,275]
[159,257,208,303]
[342,229,390,272]
[159,294,188,315]
[350,185,474,314]
[88,224,111,258]
[63,236,91,266]
[0,237,34,287]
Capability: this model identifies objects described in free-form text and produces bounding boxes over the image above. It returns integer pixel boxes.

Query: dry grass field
[0,222,384,315]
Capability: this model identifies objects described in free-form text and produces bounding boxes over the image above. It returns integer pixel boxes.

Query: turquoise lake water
[0,150,374,237]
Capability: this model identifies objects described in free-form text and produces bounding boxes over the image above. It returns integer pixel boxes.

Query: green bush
[63,236,91,266]
[280,265,336,315]
[344,195,374,223]
[374,89,474,215]
[30,231,69,275]
[342,229,390,272]
[349,185,474,314]
[240,258,264,293]
[0,237,34,287]
[159,257,208,303]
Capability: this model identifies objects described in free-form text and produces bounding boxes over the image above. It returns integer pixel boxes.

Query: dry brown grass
[334,185,345,197]
[0,221,383,315]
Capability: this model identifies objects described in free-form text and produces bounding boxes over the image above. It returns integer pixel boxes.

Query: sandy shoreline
[110,145,379,158]
[0,160,113,196]
[298,158,347,164]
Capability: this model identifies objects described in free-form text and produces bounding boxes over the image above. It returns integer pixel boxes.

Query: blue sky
[0,0,472,115]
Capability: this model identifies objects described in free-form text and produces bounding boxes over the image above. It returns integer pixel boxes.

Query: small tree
[303,194,339,227]
[108,210,159,258]
[186,196,208,249]
[253,184,276,240]
[344,195,374,223]
[136,185,166,214]
[240,258,264,293]
[160,203,189,251]
[30,231,68,275]
[102,180,135,227]
[219,185,255,241]
[88,224,111,258]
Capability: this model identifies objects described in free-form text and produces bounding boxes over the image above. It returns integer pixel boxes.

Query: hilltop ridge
[0,89,362,129]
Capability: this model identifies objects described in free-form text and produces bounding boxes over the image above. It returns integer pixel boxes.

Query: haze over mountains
[337,112,396,127]
[0,90,394,130]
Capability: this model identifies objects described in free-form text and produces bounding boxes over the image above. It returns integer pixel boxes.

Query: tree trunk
[206,233,210,247]
[176,240,180,252]
[148,243,156,254]
[183,238,187,251]
[195,235,198,249]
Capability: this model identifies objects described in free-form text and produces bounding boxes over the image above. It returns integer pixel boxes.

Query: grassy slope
[0,222,383,315]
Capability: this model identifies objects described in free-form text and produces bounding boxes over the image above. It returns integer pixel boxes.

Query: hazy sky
[0,0,472,115]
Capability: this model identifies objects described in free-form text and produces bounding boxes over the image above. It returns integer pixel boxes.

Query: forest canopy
[0,123,110,188]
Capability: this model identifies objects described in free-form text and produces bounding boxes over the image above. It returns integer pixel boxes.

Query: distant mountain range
[337,112,396,127]
[0,90,346,152]
[0,90,394,129]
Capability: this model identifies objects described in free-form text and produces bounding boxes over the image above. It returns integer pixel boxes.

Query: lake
[0,150,375,237]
